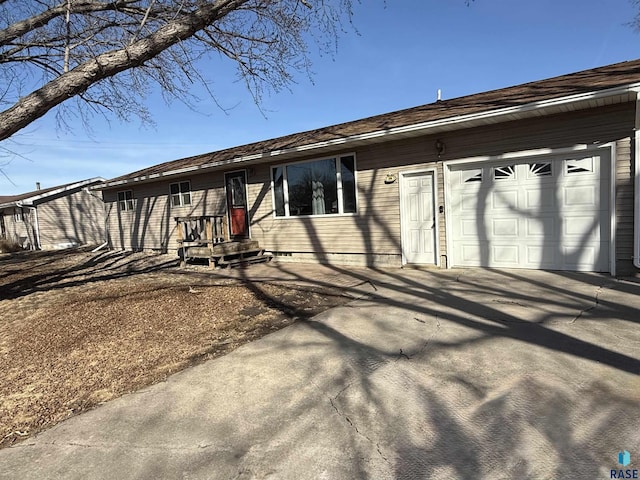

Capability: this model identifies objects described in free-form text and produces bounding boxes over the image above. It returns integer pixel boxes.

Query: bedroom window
[271,155,357,217]
[170,181,191,207]
[117,190,134,211]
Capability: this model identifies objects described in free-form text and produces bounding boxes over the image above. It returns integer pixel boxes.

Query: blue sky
[1,0,640,195]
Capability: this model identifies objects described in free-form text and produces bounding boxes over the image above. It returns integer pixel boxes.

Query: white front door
[400,172,437,264]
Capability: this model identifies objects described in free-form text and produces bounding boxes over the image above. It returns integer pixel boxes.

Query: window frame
[13,207,25,222]
[270,153,358,219]
[170,180,192,207]
[117,190,134,212]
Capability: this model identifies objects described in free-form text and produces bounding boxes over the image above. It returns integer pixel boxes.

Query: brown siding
[36,189,106,249]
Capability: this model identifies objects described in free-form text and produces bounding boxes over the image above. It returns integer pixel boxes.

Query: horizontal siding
[254,102,637,269]
[614,138,637,274]
[37,189,106,248]
[0,209,34,247]
[105,175,226,250]
[103,102,638,272]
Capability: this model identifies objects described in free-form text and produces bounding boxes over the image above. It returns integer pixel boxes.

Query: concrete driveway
[0,264,638,479]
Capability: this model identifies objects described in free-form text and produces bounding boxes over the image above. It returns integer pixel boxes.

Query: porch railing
[175,215,228,248]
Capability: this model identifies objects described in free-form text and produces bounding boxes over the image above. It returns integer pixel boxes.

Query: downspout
[635,89,640,269]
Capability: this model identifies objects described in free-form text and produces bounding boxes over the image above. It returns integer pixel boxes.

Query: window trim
[170,180,192,207]
[270,153,358,219]
[117,190,134,212]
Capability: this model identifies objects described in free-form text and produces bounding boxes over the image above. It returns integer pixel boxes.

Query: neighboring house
[97,59,640,275]
[0,178,106,250]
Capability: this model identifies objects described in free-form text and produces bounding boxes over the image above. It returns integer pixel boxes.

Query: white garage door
[448,152,610,272]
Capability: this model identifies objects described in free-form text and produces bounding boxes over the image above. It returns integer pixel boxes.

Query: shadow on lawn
[2,248,638,479]
[0,249,178,301]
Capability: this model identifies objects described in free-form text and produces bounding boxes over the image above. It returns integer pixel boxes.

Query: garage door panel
[526,245,557,267]
[491,245,519,264]
[491,190,518,210]
[449,152,610,272]
[560,245,598,270]
[460,244,481,263]
[492,218,518,237]
[525,188,556,209]
[564,216,599,238]
[461,219,479,237]
[525,217,557,237]
[461,192,479,211]
[563,185,597,207]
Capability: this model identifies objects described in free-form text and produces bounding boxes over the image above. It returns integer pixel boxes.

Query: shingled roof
[0,178,104,208]
[102,58,640,187]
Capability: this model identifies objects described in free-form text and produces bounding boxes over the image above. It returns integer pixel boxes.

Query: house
[97,59,640,275]
[0,178,106,250]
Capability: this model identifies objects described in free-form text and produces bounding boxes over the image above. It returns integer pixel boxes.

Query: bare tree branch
[0,0,141,46]
[0,0,360,142]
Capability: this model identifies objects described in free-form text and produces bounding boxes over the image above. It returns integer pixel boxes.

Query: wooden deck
[175,216,271,268]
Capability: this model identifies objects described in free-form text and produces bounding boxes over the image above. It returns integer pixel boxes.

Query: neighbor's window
[271,155,357,217]
[117,190,134,211]
[170,181,191,207]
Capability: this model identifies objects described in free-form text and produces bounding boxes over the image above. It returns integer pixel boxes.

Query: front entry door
[400,172,437,264]
[225,170,249,238]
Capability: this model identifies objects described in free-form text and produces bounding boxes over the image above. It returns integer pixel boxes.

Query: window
[566,157,593,174]
[170,181,191,207]
[272,155,357,217]
[117,190,134,211]
[13,208,24,222]
[462,169,482,183]
[493,165,515,180]
[529,163,552,177]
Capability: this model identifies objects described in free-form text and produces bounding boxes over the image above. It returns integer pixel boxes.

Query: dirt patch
[0,249,352,448]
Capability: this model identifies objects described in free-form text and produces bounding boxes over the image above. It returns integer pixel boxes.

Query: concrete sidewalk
[1,264,639,479]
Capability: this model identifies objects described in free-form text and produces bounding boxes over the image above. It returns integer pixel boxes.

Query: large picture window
[272,155,357,217]
[170,181,191,207]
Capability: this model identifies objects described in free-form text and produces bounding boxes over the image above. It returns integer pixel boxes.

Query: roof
[100,58,640,188]
[0,178,105,208]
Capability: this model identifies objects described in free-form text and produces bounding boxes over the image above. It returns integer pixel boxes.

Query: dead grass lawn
[0,249,350,448]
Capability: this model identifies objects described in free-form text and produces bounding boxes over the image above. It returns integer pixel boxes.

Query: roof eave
[96,82,640,190]
[0,177,105,208]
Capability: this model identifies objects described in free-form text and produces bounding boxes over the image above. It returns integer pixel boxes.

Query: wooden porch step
[211,240,259,255]
[218,253,272,268]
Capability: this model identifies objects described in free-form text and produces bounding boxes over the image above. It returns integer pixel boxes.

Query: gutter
[95,82,640,190]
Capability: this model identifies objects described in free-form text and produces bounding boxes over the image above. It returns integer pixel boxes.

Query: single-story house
[0,178,106,250]
[97,59,640,275]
